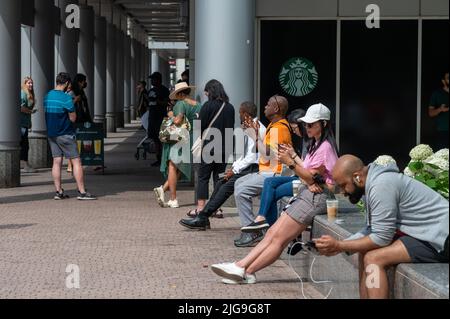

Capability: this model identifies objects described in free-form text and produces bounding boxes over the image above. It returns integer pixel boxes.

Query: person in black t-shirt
[428,72,449,150]
[148,72,170,167]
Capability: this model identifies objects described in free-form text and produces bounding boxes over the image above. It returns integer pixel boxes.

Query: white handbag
[192,102,226,160]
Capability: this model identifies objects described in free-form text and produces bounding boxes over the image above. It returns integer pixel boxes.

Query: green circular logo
[279,57,318,97]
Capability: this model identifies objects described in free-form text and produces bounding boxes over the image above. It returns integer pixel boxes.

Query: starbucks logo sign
[279,57,318,97]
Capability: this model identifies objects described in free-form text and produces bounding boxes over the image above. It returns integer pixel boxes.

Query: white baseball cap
[300,103,331,123]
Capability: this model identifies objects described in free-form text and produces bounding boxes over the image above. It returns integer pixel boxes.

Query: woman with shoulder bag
[186,80,235,217]
[154,82,201,208]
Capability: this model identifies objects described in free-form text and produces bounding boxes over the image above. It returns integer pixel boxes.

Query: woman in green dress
[154,82,201,208]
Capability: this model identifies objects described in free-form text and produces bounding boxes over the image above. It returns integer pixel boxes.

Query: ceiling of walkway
[114,0,189,43]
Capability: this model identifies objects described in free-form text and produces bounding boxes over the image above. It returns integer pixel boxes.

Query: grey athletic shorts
[48,135,79,159]
[398,235,449,263]
[283,185,327,225]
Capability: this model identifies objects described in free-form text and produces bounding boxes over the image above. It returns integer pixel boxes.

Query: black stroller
[135,111,155,160]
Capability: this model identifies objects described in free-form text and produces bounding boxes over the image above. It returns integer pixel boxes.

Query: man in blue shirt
[44,73,96,200]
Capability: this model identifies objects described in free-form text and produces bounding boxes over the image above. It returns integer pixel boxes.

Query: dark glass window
[260,20,337,127]
[420,20,449,148]
[340,20,418,169]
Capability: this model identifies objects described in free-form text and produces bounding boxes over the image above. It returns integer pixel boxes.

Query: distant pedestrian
[20,77,37,173]
[137,80,149,118]
[44,72,96,201]
[148,72,170,167]
[428,72,449,150]
[72,74,93,124]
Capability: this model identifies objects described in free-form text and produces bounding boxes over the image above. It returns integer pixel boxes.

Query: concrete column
[78,5,95,115]
[29,0,55,169]
[56,0,78,76]
[196,0,255,125]
[124,35,131,124]
[0,0,21,188]
[106,23,116,132]
[21,26,32,80]
[151,50,159,73]
[189,0,196,87]
[130,39,137,121]
[115,29,124,129]
[94,15,107,128]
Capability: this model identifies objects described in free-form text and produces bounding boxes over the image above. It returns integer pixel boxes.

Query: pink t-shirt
[302,140,338,185]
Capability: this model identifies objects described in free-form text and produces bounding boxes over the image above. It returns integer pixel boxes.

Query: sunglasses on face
[303,122,318,129]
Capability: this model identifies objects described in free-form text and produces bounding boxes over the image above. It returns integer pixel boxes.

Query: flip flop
[186,209,198,218]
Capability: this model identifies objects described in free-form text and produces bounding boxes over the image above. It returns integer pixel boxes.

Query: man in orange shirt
[233,95,292,247]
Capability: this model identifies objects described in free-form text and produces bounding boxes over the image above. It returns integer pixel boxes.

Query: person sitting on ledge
[315,155,449,299]
[209,104,339,284]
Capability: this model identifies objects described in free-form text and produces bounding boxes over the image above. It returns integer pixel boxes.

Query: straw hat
[169,82,195,100]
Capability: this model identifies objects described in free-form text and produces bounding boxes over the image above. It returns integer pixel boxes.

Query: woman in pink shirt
[211,103,339,284]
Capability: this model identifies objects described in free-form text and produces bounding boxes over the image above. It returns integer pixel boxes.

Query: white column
[56,0,78,77]
[21,26,32,80]
[78,5,95,114]
[115,29,124,128]
[130,38,138,121]
[124,35,131,124]
[94,15,107,126]
[196,0,255,124]
[0,0,21,188]
[106,23,116,133]
[29,0,55,169]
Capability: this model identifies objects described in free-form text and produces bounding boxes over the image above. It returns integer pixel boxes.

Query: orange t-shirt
[259,119,292,174]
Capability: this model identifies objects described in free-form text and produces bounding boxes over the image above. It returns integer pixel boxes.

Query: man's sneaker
[222,274,257,285]
[77,192,97,200]
[166,199,180,208]
[211,262,245,282]
[241,220,270,233]
[234,231,265,248]
[154,186,165,207]
[54,190,69,200]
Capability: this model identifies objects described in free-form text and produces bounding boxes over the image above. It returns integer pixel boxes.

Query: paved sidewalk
[0,123,322,299]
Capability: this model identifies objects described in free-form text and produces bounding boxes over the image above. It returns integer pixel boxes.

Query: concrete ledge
[279,196,449,299]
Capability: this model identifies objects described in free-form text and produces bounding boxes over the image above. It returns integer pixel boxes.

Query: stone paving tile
[0,123,322,299]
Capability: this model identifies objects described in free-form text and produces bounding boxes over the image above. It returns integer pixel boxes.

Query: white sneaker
[211,262,245,282]
[166,199,180,208]
[153,186,165,207]
[222,273,257,285]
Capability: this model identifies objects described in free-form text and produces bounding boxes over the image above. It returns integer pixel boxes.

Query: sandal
[186,209,199,218]
[211,208,224,219]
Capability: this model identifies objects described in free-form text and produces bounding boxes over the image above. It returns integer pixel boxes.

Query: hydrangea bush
[357,147,449,214]
[406,145,449,200]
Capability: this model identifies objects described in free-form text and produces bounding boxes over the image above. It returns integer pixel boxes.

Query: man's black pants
[201,164,259,217]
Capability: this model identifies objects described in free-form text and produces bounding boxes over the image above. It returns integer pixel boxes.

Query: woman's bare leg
[245,214,306,274]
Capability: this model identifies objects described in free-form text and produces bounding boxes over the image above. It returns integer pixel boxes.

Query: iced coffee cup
[326,199,339,221]
[292,180,301,197]
[94,140,102,155]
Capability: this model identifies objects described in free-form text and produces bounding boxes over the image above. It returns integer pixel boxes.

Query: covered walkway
[0,123,322,299]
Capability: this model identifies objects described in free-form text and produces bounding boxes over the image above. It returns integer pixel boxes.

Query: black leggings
[20,127,29,162]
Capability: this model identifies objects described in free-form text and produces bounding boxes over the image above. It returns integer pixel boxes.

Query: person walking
[148,72,170,167]
[154,82,201,208]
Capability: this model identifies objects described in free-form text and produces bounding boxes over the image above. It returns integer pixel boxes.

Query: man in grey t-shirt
[315,155,449,299]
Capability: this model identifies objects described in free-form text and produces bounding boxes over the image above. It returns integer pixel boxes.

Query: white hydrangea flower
[424,156,449,172]
[409,144,434,161]
[374,155,397,166]
[404,167,415,177]
[434,149,449,161]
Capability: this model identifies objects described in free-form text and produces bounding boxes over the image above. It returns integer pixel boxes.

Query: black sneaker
[241,220,270,233]
[54,190,69,200]
[287,239,304,256]
[77,192,97,201]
